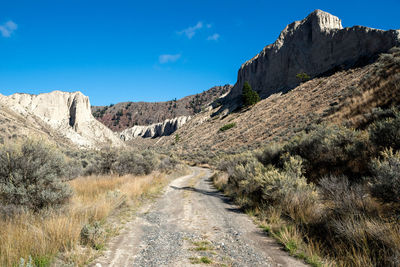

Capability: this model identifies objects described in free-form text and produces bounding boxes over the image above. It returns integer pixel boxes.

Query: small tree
[296,72,311,83]
[242,81,260,107]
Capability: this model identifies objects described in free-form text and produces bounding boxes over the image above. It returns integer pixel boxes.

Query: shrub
[261,156,317,211]
[0,140,72,211]
[369,111,400,151]
[370,149,400,204]
[242,81,260,107]
[158,155,179,172]
[219,123,236,132]
[113,150,157,176]
[256,142,284,167]
[284,124,371,182]
[296,72,311,83]
[99,148,118,175]
[80,221,105,250]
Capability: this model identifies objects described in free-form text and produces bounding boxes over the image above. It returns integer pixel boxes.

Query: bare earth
[92,167,307,267]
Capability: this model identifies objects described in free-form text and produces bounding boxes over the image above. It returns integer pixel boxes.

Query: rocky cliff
[120,116,191,140]
[225,9,400,104]
[0,91,123,147]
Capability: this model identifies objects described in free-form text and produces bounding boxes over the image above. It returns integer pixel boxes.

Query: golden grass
[0,172,169,266]
[212,172,229,191]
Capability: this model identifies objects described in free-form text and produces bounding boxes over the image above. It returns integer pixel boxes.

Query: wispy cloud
[0,20,17,38]
[207,33,220,41]
[178,21,204,39]
[159,53,181,64]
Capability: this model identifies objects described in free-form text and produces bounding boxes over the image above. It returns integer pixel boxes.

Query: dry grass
[0,172,169,266]
[211,172,229,191]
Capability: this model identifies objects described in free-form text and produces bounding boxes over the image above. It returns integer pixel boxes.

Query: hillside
[153,48,400,159]
[92,85,231,132]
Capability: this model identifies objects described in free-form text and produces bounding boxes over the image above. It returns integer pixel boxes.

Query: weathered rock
[226,9,400,103]
[120,116,191,140]
[0,91,123,147]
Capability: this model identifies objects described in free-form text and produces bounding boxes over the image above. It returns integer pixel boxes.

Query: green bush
[296,72,311,83]
[242,81,260,107]
[219,123,236,132]
[0,140,72,211]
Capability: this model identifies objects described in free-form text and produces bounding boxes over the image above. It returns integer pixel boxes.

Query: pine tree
[242,81,260,107]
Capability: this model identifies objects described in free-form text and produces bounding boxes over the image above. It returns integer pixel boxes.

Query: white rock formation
[120,116,191,141]
[226,9,400,101]
[0,90,123,147]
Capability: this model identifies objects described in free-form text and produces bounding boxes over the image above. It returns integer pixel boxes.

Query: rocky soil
[92,167,306,267]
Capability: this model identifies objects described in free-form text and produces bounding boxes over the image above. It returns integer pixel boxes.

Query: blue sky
[1,0,399,105]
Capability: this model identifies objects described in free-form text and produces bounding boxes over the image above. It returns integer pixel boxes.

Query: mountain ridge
[92,85,231,132]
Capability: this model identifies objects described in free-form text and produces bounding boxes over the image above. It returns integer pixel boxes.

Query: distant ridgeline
[92,85,231,132]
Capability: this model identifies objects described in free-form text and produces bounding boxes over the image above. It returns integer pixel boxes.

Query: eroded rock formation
[0,91,123,147]
[120,116,191,140]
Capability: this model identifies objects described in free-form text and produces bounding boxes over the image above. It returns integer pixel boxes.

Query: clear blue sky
[1,0,399,105]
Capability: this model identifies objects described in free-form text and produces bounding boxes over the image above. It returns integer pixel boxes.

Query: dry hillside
[92,85,231,131]
[153,48,399,155]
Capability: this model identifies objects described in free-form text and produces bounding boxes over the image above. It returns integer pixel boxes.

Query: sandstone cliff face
[227,10,400,102]
[0,91,123,147]
[120,116,190,140]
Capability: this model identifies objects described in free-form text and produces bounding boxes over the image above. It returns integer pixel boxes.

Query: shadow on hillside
[169,178,244,214]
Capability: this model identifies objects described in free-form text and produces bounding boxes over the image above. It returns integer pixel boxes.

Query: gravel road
[92,167,307,267]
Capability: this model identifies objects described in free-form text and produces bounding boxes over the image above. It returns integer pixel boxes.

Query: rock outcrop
[225,9,400,103]
[120,116,191,140]
[0,91,123,147]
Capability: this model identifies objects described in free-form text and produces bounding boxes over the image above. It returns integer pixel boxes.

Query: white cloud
[207,33,220,41]
[178,21,203,39]
[159,53,181,64]
[0,20,17,38]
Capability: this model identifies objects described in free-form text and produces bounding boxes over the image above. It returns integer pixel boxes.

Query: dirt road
[93,167,307,267]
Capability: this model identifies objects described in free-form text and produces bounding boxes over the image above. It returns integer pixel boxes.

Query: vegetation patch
[191,240,213,251]
[0,140,183,266]
[219,123,236,132]
[215,105,400,266]
[189,256,212,264]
